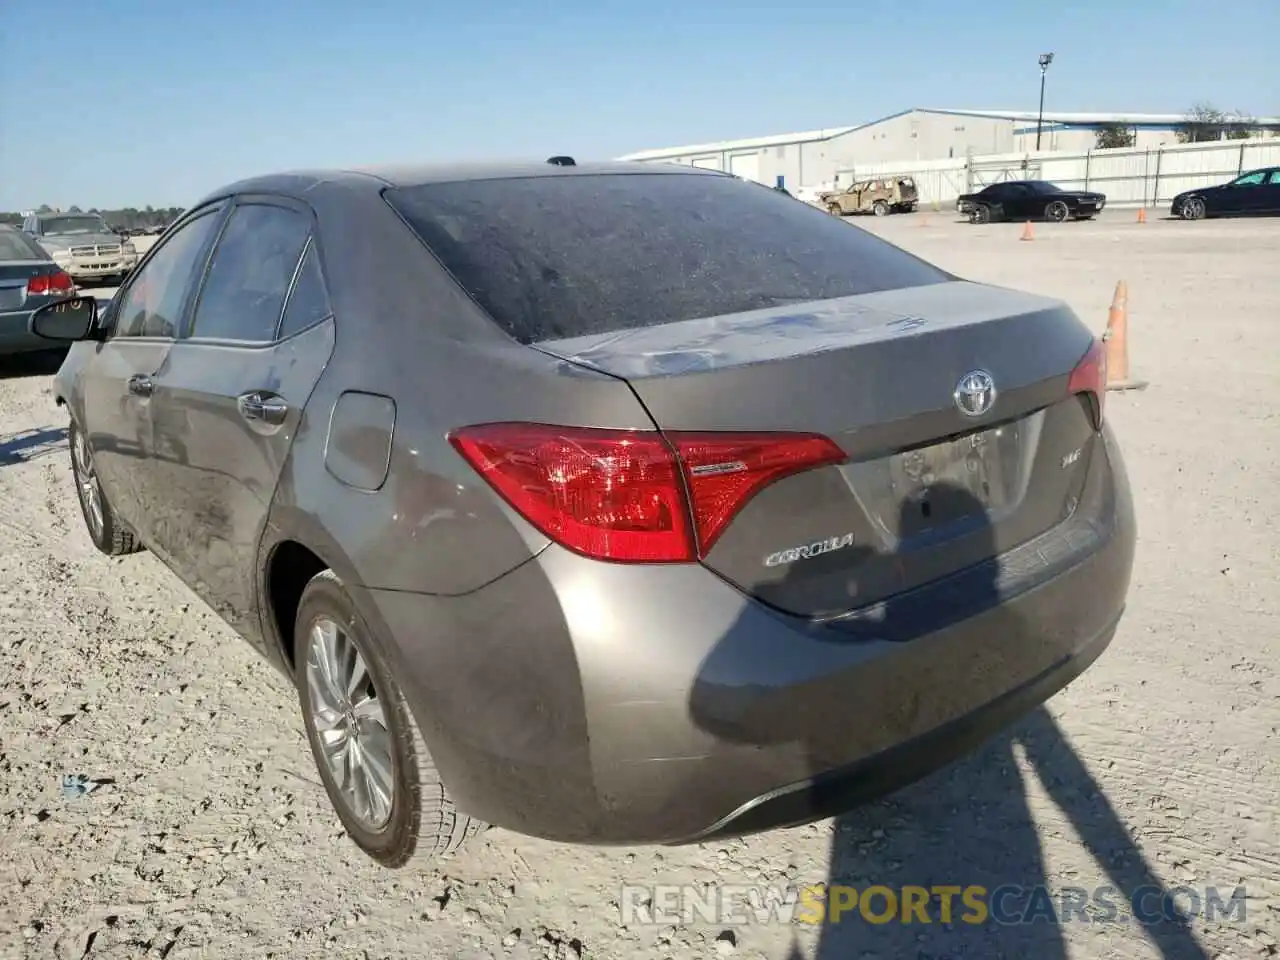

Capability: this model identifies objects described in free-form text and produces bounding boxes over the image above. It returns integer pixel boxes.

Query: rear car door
[75,207,225,536]
[146,196,335,652]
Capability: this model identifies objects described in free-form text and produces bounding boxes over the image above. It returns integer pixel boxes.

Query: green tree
[1175,102,1227,143]
[1095,123,1135,149]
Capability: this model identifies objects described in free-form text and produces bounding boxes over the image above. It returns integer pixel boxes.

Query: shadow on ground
[0,426,69,466]
[0,349,66,380]
[689,481,1208,959]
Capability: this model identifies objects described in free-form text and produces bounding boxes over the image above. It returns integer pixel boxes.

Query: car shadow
[0,349,66,380]
[0,425,69,466]
[689,482,1208,959]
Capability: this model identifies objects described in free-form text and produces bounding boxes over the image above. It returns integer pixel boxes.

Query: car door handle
[127,375,154,397]
[237,391,289,426]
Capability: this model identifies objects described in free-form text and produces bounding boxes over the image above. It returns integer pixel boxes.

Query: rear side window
[277,242,331,339]
[190,203,311,342]
[0,229,44,261]
[384,172,951,343]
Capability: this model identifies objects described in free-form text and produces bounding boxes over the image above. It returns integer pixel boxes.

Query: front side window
[384,172,951,344]
[114,211,221,339]
[1231,171,1266,187]
[189,203,311,342]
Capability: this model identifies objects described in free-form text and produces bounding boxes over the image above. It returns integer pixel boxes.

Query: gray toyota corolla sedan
[30,159,1136,868]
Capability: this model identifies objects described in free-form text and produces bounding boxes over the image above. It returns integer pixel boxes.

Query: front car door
[1217,169,1267,214]
[73,206,226,538]
[1261,169,1280,214]
[146,196,336,654]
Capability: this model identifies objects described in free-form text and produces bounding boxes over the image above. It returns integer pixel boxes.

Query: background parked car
[20,210,138,286]
[0,224,78,356]
[1171,167,1280,220]
[820,176,918,217]
[957,180,1106,224]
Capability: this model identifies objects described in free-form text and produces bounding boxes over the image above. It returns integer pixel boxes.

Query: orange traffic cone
[1020,221,1034,241]
[1103,280,1148,391]
[1136,207,1147,224]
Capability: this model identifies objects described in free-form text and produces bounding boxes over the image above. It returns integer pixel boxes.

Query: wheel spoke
[346,650,370,699]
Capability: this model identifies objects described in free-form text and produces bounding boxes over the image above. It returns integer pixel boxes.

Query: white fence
[836,138,1280,209]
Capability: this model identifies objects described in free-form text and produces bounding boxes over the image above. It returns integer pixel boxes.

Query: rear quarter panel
[263,181,661,598]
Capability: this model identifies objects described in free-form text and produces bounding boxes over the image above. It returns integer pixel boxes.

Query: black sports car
[1171,167,1280,220]
[957,180,1106,224]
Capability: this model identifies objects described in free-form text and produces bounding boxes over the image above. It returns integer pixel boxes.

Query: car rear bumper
[368,424,1135,845]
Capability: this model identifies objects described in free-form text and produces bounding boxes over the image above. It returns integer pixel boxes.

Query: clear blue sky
[2,0,1275,211]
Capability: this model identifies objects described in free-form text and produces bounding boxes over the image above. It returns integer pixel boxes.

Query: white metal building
[616,108,1275,191]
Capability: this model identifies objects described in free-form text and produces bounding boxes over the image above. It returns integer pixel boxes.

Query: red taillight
[669,432,847,553]
[448,422,846,563]
[1067,337,1107,427]
[27,271,75,297]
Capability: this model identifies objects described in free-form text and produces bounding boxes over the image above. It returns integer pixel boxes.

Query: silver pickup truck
[21,211,138,285]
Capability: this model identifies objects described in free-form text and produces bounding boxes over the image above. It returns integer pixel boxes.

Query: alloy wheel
[305,616,396,831]
[72,429,103,541]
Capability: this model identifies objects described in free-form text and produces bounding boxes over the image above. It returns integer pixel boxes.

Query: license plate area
[840,412,1043,543]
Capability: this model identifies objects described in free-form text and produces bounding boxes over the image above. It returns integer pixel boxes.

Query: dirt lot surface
[1,210,1277,960]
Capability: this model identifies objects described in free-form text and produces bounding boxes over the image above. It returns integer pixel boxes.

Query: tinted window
[114,211,221,339]
[1232,171,1266,187]
[384,172,951,343]
[1026,181,1062,194]
[1268,171,1280,185]
[278,242,332,339]
[41,215,109,236]
[0,228,45,260]
[190,203,311,342]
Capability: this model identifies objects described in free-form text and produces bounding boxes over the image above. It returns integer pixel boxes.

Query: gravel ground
[1,210,1276,960]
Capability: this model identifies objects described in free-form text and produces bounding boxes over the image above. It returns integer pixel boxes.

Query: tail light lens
[1067,337,1107,428]
[448,423,847,563]
[27,271,75,297]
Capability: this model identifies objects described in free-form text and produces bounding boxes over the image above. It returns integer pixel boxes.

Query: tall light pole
[1036,52,1055,151]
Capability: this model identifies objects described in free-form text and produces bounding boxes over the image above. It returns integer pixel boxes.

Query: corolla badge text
[764,533,857,568]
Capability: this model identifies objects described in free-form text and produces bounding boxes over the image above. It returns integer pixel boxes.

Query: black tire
[294,569,486,867]
[1181,197,1206,220]
[826,203,843,217]
[970,204,992,225]
[1045,200,1070,222]
[68,419,141,555]
[872,200,890,217]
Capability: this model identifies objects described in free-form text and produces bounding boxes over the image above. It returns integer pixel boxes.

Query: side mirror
[29,296,101,342]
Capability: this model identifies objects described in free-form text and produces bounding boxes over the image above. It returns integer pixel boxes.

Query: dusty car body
[22,211,138,285]
[820,176,919,216]
[32,160,1135,869]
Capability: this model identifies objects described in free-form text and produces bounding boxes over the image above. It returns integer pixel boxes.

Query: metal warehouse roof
[615,127,858,161]
[617,108,1279,160]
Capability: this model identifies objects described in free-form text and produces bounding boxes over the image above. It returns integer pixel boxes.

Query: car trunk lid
[535,279,1102,619]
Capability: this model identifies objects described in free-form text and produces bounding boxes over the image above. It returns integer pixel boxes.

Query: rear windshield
[384,172,952,343]
[0,229,44,261]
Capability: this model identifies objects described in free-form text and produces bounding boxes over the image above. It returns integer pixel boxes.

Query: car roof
[193,160,723,207]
